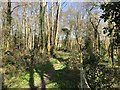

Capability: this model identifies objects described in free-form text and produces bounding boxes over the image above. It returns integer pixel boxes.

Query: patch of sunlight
[50,58,60,64]
[63,56,69,59]
[57,51,70,55]
[17,73,29,88]
[50,58,66,70]
[34,72,41,87]
[53,63,66,70]
[10,74,29,88]
[114,56,118,61]
[18,80,29,88]
[10,71,41,88]
[46,82,60,89]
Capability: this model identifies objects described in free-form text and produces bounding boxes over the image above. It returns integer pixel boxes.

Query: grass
[50,58,66,70]
[5,51,71,88]
[7,71,41,88]
[5,51,119,89]
[47,82,60,88]
[6,51,82,88]
[56,51,70,60]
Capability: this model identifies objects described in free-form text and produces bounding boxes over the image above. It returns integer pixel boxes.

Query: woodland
[0,0,120,89]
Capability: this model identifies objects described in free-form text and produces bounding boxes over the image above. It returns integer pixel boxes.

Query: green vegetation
[2,51,120,89]
[0,1,120,90]
[3,51,81,88]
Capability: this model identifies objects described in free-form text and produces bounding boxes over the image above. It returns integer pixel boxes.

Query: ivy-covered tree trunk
[22,4,28,52]
[6,0,12,51]
[39,3,43,52]
[101,1,120,67]
[118,47,120,65]
[39,2,45,53]
[109,21,114,67]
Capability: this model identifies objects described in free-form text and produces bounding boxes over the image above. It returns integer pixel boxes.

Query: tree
[51,1,55,51]
[61,28,70,51]
[5,0,12,51]
[46,3,51,55]
[101,1,120,66]
[85,2,101,54]
[53,1,61,52]
[39,2,46,53]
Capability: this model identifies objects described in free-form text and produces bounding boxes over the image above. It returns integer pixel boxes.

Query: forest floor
[7,51,84,88]
[4,51,120,89]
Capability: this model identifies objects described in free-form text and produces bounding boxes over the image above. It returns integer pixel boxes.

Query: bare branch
[11,5,22,14]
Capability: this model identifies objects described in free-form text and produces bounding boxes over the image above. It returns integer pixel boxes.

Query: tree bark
[6,0,12,51]
[118,47,120,66]
[53,1,61,52]
[50,1,54,55]
[22,3,28,52]
[46,3,51,55]
[51,1,54,46]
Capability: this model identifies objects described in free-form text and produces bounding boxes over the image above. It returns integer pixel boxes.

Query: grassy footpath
[7,51,80,88]
[5,51,120,88]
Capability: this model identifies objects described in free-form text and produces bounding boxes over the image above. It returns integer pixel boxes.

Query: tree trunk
[22,4,28,52]
[46,3,51,55]
[118,47,120,66]
[53,1,61,52]
[39,2,46,54]
[51,1,54,46]
[50,1,54,55]
[39,2,44,53]
[75,13,81,52]
[6,0,11,51]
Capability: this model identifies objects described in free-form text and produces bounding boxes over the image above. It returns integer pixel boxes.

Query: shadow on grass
[50,67,80,89]
[20,51,89,89]
[27,64,35,89]
[34,56,81,89]
[35,59,55,90]
[53,54,69,63]
[24,55,36,89]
